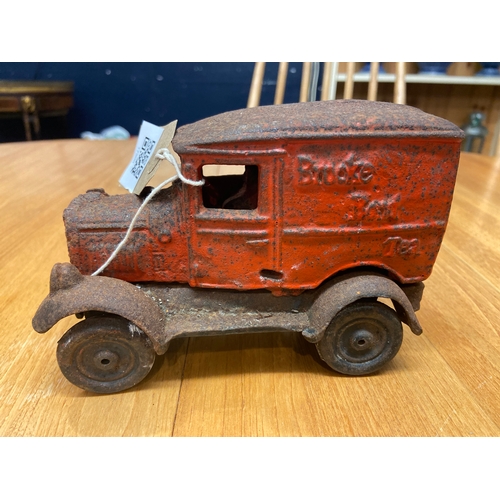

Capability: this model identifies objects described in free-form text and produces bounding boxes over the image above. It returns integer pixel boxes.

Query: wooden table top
[0,139,499,437]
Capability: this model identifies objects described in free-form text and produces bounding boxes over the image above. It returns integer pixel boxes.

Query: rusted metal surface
[304,272,422,343]
[172,100,465,152]
[32,262,166,353]
[142,271,421,344]
[33,100,465,390]
[64,183,189,284]
[33,265,421,354]
[400,282,425,312]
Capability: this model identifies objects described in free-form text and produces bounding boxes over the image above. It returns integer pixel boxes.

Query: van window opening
[201,164,259,210]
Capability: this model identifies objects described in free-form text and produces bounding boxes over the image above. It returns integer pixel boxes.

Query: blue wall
[0,62,305,142]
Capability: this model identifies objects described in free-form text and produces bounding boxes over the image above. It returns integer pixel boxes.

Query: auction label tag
[119,120,177,194]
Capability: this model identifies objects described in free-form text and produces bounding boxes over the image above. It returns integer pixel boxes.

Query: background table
[0,139,498,436]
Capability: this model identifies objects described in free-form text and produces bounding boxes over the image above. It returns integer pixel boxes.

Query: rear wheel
[57,316,156,393]
[316,301,403,375]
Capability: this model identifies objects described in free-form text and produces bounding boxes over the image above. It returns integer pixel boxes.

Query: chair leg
[20,95,37,141]
[22,110,32,141]
[367,62,380,101]
[309,62,320,102]
[274,62,288,105]
[300,62,312,102]
[247,62,266,108]
[32,111,41,139]
[344,62,356,99]
[394,62,406,105]
[321,62,339,101]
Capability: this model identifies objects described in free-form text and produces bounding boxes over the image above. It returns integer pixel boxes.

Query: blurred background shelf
[337,73,500,86]
[331,63,500,156]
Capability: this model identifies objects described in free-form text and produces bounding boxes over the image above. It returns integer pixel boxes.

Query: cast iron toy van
[32,100,464,393]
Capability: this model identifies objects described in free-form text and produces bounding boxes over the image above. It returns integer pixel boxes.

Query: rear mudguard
[302,274,423,343]
[32,263,167,354]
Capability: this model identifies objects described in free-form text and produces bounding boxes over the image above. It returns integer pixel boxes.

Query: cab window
[201,164,259,210]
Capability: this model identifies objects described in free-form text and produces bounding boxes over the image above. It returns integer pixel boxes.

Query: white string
[155,148,205,187]
[92,148,204,276]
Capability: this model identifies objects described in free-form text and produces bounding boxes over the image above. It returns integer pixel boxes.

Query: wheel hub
[338,318,387,363]
[93,349,120,371]
[76,340,137,382]
[349,329,376,351]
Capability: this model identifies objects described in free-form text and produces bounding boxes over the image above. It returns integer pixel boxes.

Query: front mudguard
[32,263,167,354]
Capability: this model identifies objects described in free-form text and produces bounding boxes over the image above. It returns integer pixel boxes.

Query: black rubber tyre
[316,301,403,375]
[57,316,156,393]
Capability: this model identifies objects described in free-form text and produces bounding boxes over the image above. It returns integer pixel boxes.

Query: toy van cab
[32,100,464,393]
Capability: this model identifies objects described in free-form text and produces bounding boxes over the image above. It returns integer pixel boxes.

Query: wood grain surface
[0,139,498,436]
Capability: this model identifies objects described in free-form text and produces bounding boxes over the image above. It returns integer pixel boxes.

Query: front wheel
[57,316,156,393]
[316,301,403,375]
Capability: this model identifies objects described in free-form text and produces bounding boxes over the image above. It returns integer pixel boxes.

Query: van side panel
[279,137,461,287]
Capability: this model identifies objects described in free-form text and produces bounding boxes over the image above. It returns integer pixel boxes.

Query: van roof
[173,100,464,154]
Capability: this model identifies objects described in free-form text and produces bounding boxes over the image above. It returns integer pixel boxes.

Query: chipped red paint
[65,100,464,296]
